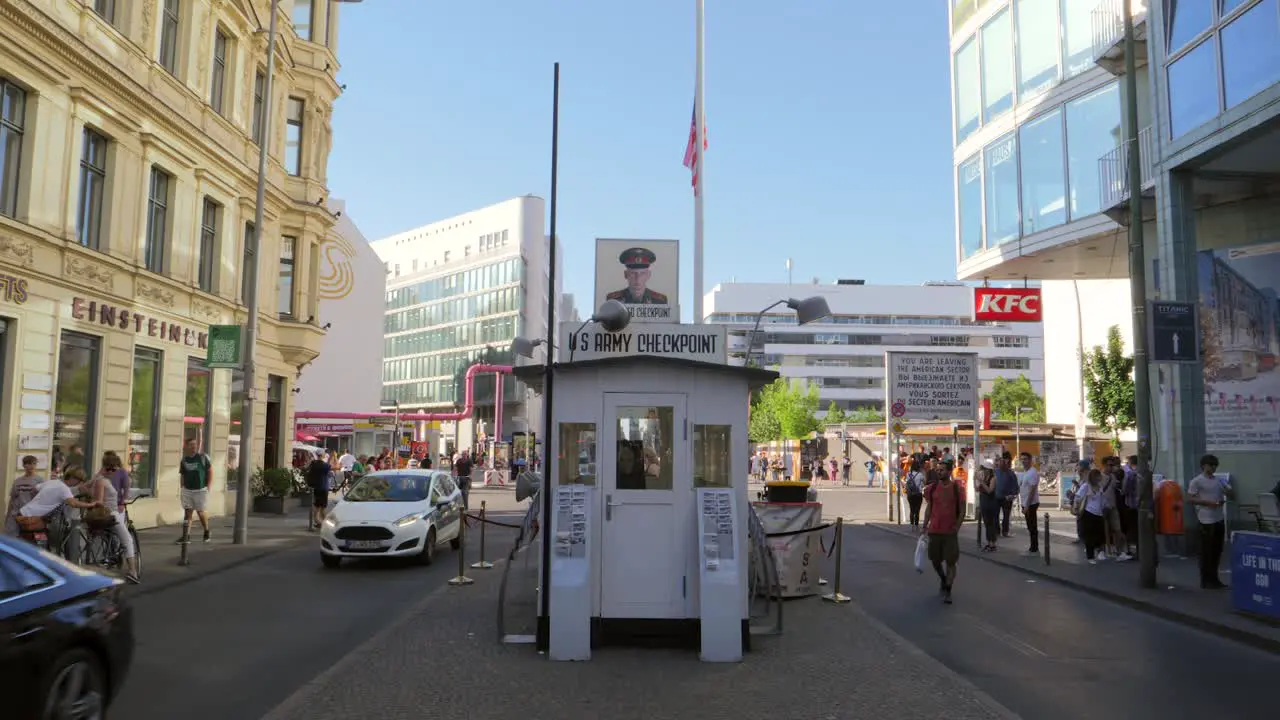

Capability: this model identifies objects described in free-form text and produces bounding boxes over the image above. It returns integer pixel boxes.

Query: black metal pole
[537,62,560,652]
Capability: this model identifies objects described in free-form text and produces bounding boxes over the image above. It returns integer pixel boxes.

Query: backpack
[906,472,923,497]
[305,460,329,489]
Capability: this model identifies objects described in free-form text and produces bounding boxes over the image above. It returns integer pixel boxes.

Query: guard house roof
[512,356,780,393]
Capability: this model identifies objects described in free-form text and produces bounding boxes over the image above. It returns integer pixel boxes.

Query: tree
[848,406,886,423]
[824,401,848,424]
[986,374,1046,423]
[1083,325,1136,453]
[749,378,821,441]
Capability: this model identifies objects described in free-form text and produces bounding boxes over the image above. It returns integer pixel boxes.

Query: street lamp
[1014,405,1034,457]
[235,0,364,545]
[568,300,631,362]
[511,337,551,359]
[744,296,832,367]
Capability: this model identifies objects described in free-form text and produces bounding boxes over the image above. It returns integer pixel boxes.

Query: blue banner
[1231,531,1280,620]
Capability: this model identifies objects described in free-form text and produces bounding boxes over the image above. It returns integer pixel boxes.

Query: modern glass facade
[952,0,1123,261]
[1165,0,1280,139]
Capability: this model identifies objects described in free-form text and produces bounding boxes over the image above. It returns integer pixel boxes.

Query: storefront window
[980,7,1014,122]
[1019,108,1067,235]
[1167,0,1213,53]
[1168,37,1221,138]
[983,133,1019,247]
[228,368,245,486]
[954,37,981,144]
[957,155,984,259]
[54,332,100,476]
[1015,0,1060,98]
[558,423,596,485]
[184,357,210,452]
[1065,82,1121,218]
[129,347,162,494]
[1221,0,1280,110]
[1061,0,1096,78]
[693,425,731,488]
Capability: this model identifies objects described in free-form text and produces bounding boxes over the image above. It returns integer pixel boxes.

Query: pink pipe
[295,364,513,422]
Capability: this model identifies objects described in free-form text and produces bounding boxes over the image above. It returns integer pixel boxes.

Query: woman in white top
[1077,469,1110,563]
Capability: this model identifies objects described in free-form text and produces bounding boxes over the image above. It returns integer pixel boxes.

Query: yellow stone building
[0,0,348,526]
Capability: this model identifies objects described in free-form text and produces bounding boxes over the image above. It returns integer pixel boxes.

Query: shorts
[180,488,209,512]
[927,532,960,565]
[1105,506,1123,534]
[312,488,329,509]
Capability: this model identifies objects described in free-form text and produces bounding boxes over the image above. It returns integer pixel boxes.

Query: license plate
[346,540,383,550]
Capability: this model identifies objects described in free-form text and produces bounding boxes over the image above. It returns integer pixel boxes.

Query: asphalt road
[838,524,1280,720]
[111,521,520,720]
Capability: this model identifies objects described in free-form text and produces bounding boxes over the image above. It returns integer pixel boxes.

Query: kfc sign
[972,287,1042,322]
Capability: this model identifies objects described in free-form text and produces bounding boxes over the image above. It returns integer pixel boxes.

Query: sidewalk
[867,520,1280,653]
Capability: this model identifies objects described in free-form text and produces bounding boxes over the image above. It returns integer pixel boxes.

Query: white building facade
[705,282,1044,414]
[371,196,552,451]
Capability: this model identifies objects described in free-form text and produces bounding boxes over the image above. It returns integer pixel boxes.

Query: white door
[600,393,688,619]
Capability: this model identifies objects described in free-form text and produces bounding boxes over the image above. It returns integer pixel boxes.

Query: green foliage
[847,406,886,423]
[824,401,848,424]
[253,467,295,498]
[749,378,821,441]
[986,374,1046,422]
[1083,325,1136,449]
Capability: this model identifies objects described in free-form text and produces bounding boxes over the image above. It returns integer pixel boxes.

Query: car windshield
[344,474,432,502]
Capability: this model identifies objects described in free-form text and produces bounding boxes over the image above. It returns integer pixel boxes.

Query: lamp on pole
[744,296,832,368]
[234,0,363,544]
[1015,406,1033,457]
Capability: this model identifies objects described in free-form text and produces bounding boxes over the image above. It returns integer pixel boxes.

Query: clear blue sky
[328,1,957,317]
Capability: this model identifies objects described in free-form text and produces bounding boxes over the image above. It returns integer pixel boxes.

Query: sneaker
[1088,559,1098,565]
[202,531,211,544]
[943,588,953,605]
[1116,552,1132,562]
[125,573,140,584]
[1096,552,1108,562]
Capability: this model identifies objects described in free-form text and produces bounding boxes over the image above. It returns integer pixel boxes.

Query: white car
[319,469,464,568]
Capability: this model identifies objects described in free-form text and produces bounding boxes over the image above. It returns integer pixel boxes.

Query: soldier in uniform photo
[606,247,669,304]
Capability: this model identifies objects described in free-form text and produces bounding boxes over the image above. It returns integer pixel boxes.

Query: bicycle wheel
[129,528,142,579]
[80,533,105,567]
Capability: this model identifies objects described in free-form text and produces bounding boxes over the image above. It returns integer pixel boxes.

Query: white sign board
[594,238,680,323]
[885,352,979,421]
[562,322,726,364]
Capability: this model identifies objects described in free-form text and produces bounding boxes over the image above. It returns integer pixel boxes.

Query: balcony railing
[1099,126,1155,211]
[1091,0,1148,74]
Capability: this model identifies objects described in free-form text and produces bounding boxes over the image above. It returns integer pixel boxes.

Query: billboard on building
[1197,242,1280,451]
[594,238,679,323]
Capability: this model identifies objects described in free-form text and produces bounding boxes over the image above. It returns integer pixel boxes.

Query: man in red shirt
[921,466,964,604]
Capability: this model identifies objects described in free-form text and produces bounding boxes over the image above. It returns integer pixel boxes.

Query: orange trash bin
[1155,480,1185,535]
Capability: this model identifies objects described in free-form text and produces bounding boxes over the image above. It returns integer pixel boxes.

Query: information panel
[886,352,979,422]
[1231,531,1280,620]
[699,488,737,570]
[553,485,589,560]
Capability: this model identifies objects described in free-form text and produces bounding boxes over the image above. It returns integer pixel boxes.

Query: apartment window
[77,129,108,250]
[983,133,1018,247]
[293,0,314,41]
[989,357,1031,370]
[0,79,26,218]
[144,167,170,273]
[251,70,266,144]
[1015,0,1060,98]
[993,335,1030,348]
[953,36,981,144]
[278,236,296,317]
[1065,82,1121,217]
[980,7,1014,122]
[93,0,116,24]
[198,198,220,292]
[1221,0,1280,110]
[931,335,971,346]
[285,97,304,175]
[241,222,255,304]
[211,28,229,114]
[957,155,983,259]
[1018,108,1066,235]
[159,0,181,75]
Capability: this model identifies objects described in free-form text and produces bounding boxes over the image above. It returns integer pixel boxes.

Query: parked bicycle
[80,492,143,583]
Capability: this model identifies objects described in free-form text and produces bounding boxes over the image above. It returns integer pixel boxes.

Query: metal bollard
[177,537,191,566]
[1043,512,1050,566]
[821,517,851,604]
[976,508,984,548]
[470,501,494,570]
[447,509,475,586]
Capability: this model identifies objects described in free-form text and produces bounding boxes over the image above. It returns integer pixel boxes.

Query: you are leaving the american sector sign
[886,351,979,421]
[561,322,727,364]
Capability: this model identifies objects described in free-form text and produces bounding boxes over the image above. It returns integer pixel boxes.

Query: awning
[295,430,320,442]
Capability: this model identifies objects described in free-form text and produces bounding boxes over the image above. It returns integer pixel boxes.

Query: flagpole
[693,0,706,324]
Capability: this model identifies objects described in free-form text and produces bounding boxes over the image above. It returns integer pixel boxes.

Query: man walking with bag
[921,466,964,605]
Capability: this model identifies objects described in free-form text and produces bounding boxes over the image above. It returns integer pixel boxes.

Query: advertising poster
[1197,243,1280,451]
[594,238,679,322]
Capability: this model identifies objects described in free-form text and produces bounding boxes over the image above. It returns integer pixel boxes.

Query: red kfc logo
[973,287,1042,322]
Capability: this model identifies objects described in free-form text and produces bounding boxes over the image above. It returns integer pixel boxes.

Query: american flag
[682,101,707,195]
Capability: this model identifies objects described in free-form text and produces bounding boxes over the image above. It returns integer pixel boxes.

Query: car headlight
[394,512,427,527]
[322,513,338,527]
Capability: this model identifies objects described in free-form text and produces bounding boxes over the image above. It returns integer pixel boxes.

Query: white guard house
[514,322,777,662]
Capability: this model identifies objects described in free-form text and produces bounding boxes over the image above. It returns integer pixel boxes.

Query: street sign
[891,420,905,435]
[1149,301,1199,363]
[890,400,906,418]
[206,325,243,368]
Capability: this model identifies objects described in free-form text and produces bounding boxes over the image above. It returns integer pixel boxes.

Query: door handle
[606,494,622,521]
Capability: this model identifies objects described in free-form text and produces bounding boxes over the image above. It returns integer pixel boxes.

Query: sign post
[206,325,243,369]
[1148,301,1199,363]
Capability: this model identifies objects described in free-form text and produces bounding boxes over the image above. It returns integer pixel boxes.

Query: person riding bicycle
[15,466,101,548]
[87,457,140,583]
[453,450,474,509]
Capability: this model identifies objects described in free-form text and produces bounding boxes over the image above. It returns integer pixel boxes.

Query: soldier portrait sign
[594,238,679,323]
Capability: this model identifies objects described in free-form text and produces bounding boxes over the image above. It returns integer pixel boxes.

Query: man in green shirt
[177,438,213,544]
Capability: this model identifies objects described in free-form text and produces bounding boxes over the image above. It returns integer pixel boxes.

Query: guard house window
[285,97,304,175]
[278,236,296,317]
[210,28,229,115]
[693,425,731,488]
[251,70,266,144]
[55,332,101,473]
[144,167,171,273]
[159,0,181,75]
[93,0,116,25]
[241,223,255,304]
[293,0,314,41]
[0,79,26,218]
[558,423,596,485]
[198,198,219,293]
[77,128,108,250]
[129,347,162,494]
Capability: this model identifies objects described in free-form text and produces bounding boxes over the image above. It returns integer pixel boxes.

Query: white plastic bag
[913,535,928,573]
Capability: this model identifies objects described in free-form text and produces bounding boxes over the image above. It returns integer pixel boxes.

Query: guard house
[514,322,776,662]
